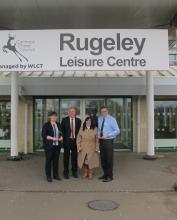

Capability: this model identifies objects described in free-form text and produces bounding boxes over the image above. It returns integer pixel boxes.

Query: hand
[47,136,53,140]
[58,136,63,142]
[99,135,108,140]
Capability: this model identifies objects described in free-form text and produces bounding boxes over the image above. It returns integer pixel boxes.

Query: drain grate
[88,200,119,211]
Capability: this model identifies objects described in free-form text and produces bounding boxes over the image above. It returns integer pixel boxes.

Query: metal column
[8,72,21,160]
[143,71,157,160]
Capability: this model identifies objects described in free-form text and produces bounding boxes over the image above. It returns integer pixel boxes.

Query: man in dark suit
[42,111,63,182]
[61,107,81,179]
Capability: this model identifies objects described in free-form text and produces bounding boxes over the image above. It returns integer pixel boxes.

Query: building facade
[1,66,177,154]
[0,0,176,157]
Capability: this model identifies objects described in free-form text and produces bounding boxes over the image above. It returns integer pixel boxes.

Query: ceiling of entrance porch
[0,67,177,78]
[0,0,176,30]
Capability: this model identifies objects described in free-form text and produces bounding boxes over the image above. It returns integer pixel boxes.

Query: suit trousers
[44,146,61,178]
[99,139,114,179]
[63,138,78,175]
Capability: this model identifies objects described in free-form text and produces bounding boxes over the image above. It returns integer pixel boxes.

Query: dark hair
[100,106,108,110]
[82,117,95,131]
[48,111,57,117]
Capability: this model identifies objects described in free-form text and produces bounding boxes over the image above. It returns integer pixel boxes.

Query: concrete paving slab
[0,191,177,220]
[0,152,177,192]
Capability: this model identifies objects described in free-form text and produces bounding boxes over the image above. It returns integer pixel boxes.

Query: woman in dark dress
[42,111,63,182]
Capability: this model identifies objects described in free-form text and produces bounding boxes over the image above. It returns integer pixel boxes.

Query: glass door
[0,101,11,149]
[83,99,105,119]
[106,98,132,150]
[34,98,60,150]
[60,99,82,120]
[33,97,132,151]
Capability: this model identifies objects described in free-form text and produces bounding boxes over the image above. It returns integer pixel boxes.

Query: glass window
[0,101,11,141]
[34,98,60,150]
[106,98,132,150]
[155,100,177,139]
[85,99,105,117]
[34,97,132,151]
[60,99,81,119]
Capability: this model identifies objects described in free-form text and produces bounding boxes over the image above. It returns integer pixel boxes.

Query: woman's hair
[48,111,57,117]
[82,117,95,131]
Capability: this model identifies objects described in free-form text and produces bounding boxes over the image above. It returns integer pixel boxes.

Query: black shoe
[72,172,78,178]
[47,177,52,182]
[98,175,106,180]
[102,177,113,182]
[54,176,62,181]
[63,173,69,179]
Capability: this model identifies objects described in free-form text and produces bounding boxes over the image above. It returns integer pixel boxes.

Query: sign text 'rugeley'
[59,33,147,68]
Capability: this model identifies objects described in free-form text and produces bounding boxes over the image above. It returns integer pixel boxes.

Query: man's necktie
[71,118,74,139]
[53,124,57,145]
[100,117,105,137]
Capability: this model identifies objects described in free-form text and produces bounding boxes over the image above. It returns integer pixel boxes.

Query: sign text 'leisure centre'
[0,29,168,71]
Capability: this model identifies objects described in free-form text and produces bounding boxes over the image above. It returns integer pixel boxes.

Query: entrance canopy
[1,68,177,97]
[0,68,177,78]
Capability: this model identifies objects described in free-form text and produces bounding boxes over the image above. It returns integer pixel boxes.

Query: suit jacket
[42,121,62,149]
[61,116,81,147]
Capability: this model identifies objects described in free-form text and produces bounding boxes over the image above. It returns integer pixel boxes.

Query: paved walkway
[1,152,177,220]
[0,152,177,192]
[1,191,177,220]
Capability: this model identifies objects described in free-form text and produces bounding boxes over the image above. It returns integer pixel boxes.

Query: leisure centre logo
[2,33,28,62]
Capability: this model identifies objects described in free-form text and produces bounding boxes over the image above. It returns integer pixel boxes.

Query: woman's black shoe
[72,172,78,178]
[47,177,52,182]
[54,176,62,181]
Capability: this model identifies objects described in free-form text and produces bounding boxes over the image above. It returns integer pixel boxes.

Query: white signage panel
[0,29,169,71]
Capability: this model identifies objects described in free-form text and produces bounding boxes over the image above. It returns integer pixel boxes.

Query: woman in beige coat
[77,117,100,179]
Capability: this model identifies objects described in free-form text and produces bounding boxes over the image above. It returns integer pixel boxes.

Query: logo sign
[0,29,169,71]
